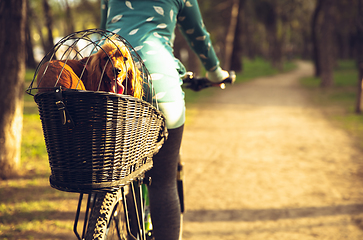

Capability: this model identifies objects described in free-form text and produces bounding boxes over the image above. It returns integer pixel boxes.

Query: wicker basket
[34,88,167,193]
[26,30,167,193]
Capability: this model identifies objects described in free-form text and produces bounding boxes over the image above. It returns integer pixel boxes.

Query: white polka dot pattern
[100,0,220,103]
[125,1,134,9]
[111,15,122,23]
[154,6,164,16]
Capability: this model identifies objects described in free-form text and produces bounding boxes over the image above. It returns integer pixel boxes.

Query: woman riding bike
[100,0,229,239]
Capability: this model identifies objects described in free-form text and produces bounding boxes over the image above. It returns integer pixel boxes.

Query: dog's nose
[114,68,122,75]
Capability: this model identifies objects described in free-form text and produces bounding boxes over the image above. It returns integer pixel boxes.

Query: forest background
[1,0,363,238]
[24,0,362,84]
[23,0,363,107]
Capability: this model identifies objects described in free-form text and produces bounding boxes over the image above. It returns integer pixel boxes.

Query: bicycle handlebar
[182,71,236,91]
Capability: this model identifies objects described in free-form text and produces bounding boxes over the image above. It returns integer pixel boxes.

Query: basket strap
[54,87,75,127]
[153,123,168,155]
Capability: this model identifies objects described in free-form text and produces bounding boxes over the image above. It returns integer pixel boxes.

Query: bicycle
[81,71,235,240]
[26,29,235,240]
[83,72,235,239]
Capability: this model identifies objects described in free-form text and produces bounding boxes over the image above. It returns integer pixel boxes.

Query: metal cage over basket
[26,29,167,193]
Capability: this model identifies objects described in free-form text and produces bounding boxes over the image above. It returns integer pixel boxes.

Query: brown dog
[37,60,87,91]
[37,41,144,99]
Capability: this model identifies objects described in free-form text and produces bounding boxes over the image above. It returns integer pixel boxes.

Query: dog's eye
[123,57,128,61]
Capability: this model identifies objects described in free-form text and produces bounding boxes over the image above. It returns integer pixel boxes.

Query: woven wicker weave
[35,88,166,193]
[27,30,167,193]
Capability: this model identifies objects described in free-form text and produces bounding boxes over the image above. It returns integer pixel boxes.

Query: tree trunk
[311,0,324,77]
[224,0,240,70]
[260,0,283,71]
[64,0,75,35]
[42,0,54,54]
[230,0,246,72]
[0,0,27,179]
[26,0,36,69]
[244,0,256,59]
[26,19,36,68]
[355,0,363,114]
[319,0,335,88]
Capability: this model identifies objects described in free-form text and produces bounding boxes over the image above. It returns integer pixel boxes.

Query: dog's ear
[88,52,105,91]
[135,69,144,99]
[125,69,134,96]
[126,67,144,99]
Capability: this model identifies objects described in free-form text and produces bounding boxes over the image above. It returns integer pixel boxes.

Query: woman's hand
[206,66,230,83]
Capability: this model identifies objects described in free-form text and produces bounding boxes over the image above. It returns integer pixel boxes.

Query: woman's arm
[177,0,219,71]
[177,0,229,81]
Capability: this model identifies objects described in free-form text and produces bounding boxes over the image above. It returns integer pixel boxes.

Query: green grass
[239,57,296,82]
[300,60,358,107]
[21,69,49,175]
[300,59,363,149]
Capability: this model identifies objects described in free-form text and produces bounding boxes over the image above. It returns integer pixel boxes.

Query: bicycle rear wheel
[85,190,128,240]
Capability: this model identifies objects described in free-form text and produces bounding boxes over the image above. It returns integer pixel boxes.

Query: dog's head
[88,41,144,99]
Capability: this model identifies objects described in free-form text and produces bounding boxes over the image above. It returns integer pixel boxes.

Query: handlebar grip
[217,71,236,89]
[182,70,236,91]
[222,71,236,84]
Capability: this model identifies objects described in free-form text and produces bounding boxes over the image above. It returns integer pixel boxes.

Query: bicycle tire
[85,190,128,240]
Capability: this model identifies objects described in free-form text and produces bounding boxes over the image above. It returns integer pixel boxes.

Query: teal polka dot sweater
[100,0,220,104]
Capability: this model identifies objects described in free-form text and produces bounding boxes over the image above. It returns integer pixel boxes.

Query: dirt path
[181,61,363,240]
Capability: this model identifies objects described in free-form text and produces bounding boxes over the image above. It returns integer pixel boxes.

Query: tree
[333,0,358,60]
[230,0,246,72]
[242,0,258,59]
[0,0,27,179]
[42,0,55,54]
[64,0,75,35]
[311,0,323,77]
[254,0,284,70]
[224,0,241,70]
[294,0,316,60]
[26,0,36,68]
[355,0,363,113]
[318,0,335,88]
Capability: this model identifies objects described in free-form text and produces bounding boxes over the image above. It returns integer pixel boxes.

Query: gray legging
[147,125,184,240]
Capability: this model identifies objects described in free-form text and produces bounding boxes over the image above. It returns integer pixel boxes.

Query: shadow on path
[184,204,363,222]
